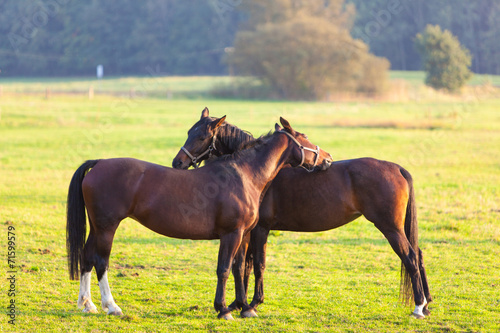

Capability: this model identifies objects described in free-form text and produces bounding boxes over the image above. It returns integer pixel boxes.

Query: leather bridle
[278,130,320,172]
[180,135,217,168]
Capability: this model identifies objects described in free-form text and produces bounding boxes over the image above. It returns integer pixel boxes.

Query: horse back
[82,158,259,240]
[258,158,410,232]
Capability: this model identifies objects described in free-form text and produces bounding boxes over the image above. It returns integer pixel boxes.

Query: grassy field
[1,76,499,332]
[0,76,232,99]
[390,70,500,87]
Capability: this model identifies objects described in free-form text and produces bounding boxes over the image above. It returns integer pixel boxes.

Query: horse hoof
[423,308,431,316]
[219,313,234,320]
[241,309,258,318]
[108,309,123,316]
[412,312,425,319]
[82,307,98,314]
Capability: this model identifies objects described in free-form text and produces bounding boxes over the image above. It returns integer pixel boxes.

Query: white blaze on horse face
[78,272,98,313]
[98,270,123,315]
[413,297,427,318]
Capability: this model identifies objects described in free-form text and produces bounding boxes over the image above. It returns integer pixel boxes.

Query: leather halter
[278,130,320,172]
[180,135,217,168]
[181,131,320,171]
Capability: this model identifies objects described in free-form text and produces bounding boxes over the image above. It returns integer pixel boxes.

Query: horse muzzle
[172,155,191,170]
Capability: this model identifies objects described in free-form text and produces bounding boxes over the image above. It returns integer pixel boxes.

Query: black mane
[216,122,254,153]
[212,131,276,164]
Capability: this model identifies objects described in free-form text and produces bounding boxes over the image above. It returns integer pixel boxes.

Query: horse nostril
[322,159,332,170]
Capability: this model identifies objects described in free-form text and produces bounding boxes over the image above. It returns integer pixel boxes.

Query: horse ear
[201,107,209,119]
[280,117,295,134]
[210,115,226,131]
[275,123,282,132]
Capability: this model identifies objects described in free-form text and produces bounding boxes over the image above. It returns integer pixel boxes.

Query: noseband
[278,130,320,172]
[180,135,217,168]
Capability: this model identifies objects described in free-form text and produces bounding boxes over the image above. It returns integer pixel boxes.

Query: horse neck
[214,124,254,156]
[235,133,292,191]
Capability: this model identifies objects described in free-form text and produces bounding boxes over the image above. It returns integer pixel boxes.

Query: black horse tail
[66,160,100,280]
[399,167,418,305]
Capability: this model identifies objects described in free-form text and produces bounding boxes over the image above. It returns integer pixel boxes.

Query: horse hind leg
[382,229,427,318]
[77,233,98,313]
[94,229,123,316]
[418,248,432,316]
[98,270,123,315]
[78,228,123,315]
[78,272,98,313]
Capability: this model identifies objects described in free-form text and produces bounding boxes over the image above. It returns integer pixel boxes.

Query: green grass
[390,70,500,86]
[1,71,499,99]
[1,78,499,332]
[0,76,233,99]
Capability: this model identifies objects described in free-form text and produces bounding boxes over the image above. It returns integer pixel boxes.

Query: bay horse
[66,117,333,320]
[172,108,432,319]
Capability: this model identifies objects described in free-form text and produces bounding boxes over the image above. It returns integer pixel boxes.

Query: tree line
[0,0,498,77]
[0,0,241,76]
[348,0,500,75]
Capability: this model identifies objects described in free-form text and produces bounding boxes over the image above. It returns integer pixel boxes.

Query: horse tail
[66,160,100,280]
[399,167,418,305]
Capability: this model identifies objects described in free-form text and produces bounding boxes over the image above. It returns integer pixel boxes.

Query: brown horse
[172,109,432,319]
[66,117,333,320]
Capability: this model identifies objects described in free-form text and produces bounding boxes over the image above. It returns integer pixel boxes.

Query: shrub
[229,0,389,100]
[415,25,472,92]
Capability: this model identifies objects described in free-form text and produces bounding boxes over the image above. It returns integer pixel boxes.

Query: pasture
[0,76,499,332]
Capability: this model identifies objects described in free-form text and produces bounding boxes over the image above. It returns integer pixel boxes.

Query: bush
[415,25,472,92]
[229,0,389,100]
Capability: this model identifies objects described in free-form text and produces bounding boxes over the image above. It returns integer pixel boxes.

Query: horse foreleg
[229,245,244,312]
[235,233,257,318]
[249,225,270,310]
[214,230,244,320]
[243,240,254,301]
[229,236,254,313]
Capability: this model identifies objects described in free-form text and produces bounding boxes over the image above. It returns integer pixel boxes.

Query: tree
[230,0,389,100]
[415,25,472,92]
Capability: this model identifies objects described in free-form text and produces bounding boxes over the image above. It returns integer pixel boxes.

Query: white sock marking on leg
[413,297,427,318]
[98,270,123,315]
[78,272,97,313]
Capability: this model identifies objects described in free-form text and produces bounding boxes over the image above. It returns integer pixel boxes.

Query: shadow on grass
[45,304,214,321]
[114,236,218,246]
[274,237,389,246]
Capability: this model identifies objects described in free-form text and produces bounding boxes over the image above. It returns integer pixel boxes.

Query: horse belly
[130,195,219,240]
[262,172,360,232]
[132,214,218,240]
[272,201,360,232]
